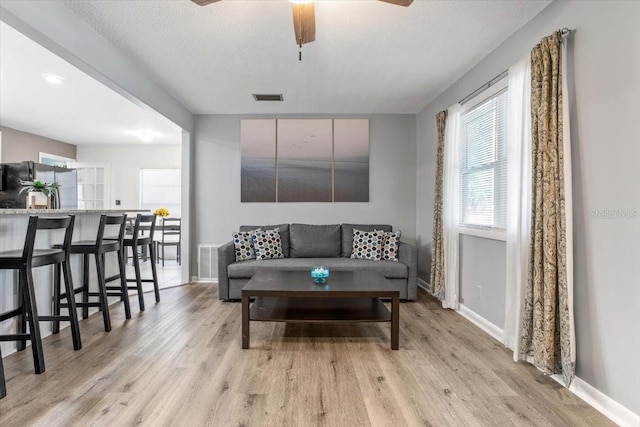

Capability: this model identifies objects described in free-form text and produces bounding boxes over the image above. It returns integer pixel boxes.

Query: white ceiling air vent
[253,94,284,101]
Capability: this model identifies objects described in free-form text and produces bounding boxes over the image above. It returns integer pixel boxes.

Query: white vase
[27,192,50,209]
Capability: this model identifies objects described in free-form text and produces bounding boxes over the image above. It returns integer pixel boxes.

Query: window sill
[459,226,506,242]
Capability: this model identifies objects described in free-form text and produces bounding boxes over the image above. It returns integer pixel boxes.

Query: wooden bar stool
[0,215,81,382]
[53,214,131,334]
[123,214,159,311]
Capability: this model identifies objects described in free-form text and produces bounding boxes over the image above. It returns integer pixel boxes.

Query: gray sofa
[217,223,418,301]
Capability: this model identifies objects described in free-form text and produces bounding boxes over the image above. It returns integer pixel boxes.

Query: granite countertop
[0,209,149,215]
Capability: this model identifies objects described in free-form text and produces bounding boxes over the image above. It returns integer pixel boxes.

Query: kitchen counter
[0,209,148,358]
[0,209,149,214]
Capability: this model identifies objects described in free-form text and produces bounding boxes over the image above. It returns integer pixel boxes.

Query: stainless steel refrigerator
[0,161,78,209]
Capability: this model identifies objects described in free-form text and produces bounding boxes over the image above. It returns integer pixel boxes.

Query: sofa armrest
[398,241,418,300]
[217,241,235,301]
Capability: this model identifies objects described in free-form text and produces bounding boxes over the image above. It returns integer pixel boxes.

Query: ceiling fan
[191,0,413,60]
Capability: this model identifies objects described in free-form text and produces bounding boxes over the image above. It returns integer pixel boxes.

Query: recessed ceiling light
[136,131,155,142]
[43,74,64,85]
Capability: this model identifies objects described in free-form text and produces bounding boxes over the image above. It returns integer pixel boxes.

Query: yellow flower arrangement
[154,207,170,218]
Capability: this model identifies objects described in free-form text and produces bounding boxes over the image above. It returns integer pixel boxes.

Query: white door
[71,162,110,209]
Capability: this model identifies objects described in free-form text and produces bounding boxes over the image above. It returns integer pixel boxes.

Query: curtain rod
[559,27,574,37]
[459,69,508,105]
[458,27,574,105]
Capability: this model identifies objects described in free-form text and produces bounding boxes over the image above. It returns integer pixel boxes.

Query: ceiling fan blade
[191,0,222,6]
[378,0,414,6]
[292,3,316,45]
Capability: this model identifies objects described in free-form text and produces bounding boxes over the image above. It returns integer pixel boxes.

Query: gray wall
[0,125,77,162]
[194,114,417,254]
[458,235,506,327]
[416,0,640,415]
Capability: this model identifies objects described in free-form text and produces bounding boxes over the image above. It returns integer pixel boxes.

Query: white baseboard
[456,304,504,343]
[417,277,429,291]
[192,279,217,284]
[456,306,639,427]
[567,376,640,427]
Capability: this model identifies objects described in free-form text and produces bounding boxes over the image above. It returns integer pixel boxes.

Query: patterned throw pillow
[252,229,284,260]
[381,230,402,262]
[350,229,384,261]
[233,230,259,262]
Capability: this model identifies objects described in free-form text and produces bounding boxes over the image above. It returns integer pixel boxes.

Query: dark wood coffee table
[241,270,399,350]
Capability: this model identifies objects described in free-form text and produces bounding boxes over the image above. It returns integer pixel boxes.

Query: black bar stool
[0,215,81,382]
[53,214,131,333]
[123,214,160,311]
[0,347,6,399]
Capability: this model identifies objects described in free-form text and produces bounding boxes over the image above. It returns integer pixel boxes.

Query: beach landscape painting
[334,119,370,202]
[240,118,370,202]
[277,119,333,202]
[240,119,276,202]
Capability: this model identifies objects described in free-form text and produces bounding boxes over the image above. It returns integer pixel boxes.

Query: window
[140,169,181,217]
[459,80,508,230]
[39,152,75,167]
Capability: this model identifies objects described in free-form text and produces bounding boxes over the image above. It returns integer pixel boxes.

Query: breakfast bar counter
[0,209,145,214]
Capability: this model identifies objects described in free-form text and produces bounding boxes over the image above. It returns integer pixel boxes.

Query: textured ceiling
[63,0,551,115]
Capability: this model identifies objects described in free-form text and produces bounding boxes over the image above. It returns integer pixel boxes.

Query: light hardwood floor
[0,285,613,426]
[125,260,182,292]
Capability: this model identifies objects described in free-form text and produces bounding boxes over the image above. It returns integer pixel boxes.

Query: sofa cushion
[240,224,290,257]
[381,230,402,262]
[227,257,408,279]
[341,224,392,258]
[252,229,284,260]
[289,223,341,258]
[351,229,384,261]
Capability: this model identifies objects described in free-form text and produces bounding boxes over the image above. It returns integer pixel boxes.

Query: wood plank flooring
[0,284,614,426]
[125,261,182,292]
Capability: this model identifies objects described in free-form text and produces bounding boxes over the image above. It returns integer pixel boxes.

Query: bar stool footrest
[84,292,102,297]
[0,308,23,322]
[63,302,101,308]
[0,334,31,341]
[104,274,122,283]
[38,315,72,322]
[58,287,86,299]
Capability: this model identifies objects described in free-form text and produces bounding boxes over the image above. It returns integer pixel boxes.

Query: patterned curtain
[430,110,447,300]
[519,31,575,386]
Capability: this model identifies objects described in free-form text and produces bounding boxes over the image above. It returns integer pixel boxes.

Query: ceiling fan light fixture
[191,0,222,5]
[379,0,414,6]
[191,0,412,60]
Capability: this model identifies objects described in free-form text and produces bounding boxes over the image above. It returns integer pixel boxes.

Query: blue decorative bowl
[310,266,330,284]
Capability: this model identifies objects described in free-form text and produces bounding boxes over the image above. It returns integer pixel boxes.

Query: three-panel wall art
[240,119,370,203]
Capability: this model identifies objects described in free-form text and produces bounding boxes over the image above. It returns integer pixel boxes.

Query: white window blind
[459,86,508,229]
